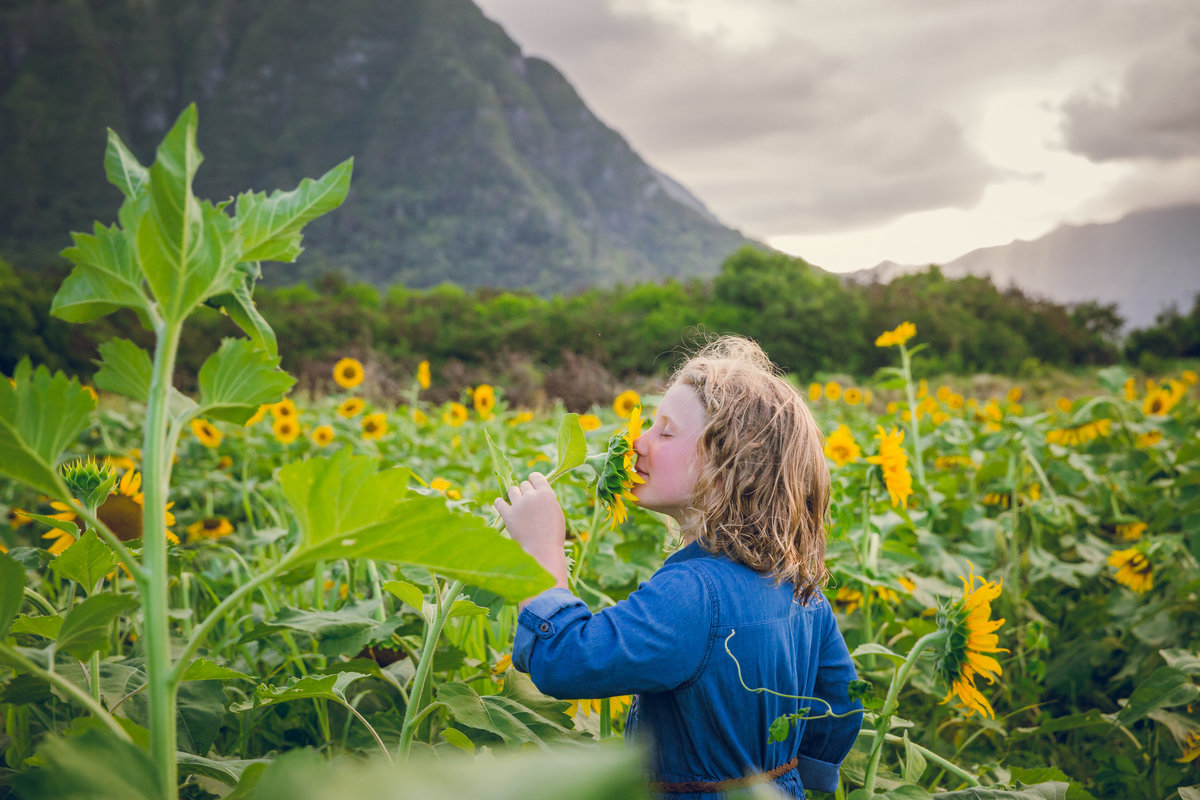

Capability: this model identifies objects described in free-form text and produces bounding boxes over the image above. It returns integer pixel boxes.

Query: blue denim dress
[513,541,863,798]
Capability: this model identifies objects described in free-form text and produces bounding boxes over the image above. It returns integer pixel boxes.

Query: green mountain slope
[0,0,749,293]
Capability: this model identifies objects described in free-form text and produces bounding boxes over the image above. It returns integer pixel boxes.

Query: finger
[493,497,509,513]
[529,472,550,490]
[520,479,534,493]
[508,484,523,502]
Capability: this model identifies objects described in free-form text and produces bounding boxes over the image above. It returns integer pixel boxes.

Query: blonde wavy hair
[671,336,830,602]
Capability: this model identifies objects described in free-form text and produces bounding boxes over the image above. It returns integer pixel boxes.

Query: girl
[495,336,861,798]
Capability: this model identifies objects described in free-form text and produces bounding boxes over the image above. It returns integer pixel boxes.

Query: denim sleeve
[512,563,712,698]
[795,607,865,793]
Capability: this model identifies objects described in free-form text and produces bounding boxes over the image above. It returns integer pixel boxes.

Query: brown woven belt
[649,757,800,794]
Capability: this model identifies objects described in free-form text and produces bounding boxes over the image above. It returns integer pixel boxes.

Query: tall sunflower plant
[0,107,555,799]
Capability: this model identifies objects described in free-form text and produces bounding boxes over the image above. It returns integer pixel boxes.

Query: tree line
[3,246,1195,406]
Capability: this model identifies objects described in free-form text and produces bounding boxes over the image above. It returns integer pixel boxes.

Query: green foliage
[0,359,97,499]
[276,448,553,601]
[49,530,117,592]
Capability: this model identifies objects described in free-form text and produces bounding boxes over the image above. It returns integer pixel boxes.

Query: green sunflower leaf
[435,672,579,749]
[93,338,152,403]
[103,128,149,202]
[0,553,26,639]
[10,614,64,640]
[9,726,163,800]
[484,427,516,494]
[278,448,552,602]
[548,413,587,482]
[1116,666,1200,726]
[135,104,239,324]
[0,360,96,499]
[235,158,353,263]
[180,657,253,683]
[56,593,139,661]
[204,262,279,357]
[197,338,295,424]
[228,672,370,713]
[50,531,117,593]
[52,222,150,324]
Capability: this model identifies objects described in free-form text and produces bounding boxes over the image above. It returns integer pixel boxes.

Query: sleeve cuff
[795,752,842,794]
[512,588,587,673]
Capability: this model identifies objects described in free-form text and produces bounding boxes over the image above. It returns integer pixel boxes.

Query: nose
[633,433,648,458]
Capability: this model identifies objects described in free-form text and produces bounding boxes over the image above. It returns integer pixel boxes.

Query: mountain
[847,204,1200,329]
[0,0,750,294]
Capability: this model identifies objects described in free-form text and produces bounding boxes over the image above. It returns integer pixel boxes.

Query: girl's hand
[494,472,570,590]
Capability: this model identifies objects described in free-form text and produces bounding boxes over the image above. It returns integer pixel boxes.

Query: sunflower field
[2,107,1199,800]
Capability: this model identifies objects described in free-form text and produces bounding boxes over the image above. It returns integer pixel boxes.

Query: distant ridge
[846,204,1200,329]
[0,0,750,293]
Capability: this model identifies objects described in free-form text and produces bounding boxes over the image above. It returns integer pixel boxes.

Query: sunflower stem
[856,729,980,787]
[862,630,946,795]
[398,578,463,758]
[898,343,926,488]
[141,319,183,798]
[170,561,284,684]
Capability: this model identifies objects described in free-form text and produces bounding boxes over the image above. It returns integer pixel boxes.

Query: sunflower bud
[60,456,117,511]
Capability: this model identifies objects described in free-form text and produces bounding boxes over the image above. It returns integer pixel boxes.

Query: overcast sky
[474,0,1200,272]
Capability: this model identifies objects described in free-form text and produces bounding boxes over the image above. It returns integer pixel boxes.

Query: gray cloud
[1061,25,1200,161]
[477,0,1200,238]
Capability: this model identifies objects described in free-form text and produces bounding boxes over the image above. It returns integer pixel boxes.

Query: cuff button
[538,622,550,633]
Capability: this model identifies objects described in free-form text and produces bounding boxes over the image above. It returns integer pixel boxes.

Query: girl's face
[632,382,707,523]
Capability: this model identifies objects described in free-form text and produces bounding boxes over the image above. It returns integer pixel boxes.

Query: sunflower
[594,404,645,527]
[946,392,965,410]
[96,469,178,544]
[1055,397,1073,413]
[579,413,601,432]
[1123,377,1138,400]
[1178,730,1200,763]
[934,455,976,471]
[417,360,431,390]
[824,424,861,467]
[311,425,335,447]
[1108,548,1153,593]
[866,426,913,508]
[1046,419,1112,446]
[566,695,633,719]
[273,416,300,444]
[824,381,843,402]
[1183,370,1199,386]
[843,387,863,406]
[491,653,513,682]
[1115,522,1147,541]
[272,398,298,419]
[186,516,234,542]
[474,384,496,419]
[429,477,462,500]
[362,412,388,440]
[875,321,917,348]
[1136,430,1164,448]
[245,404,271,426]
[411,408,429,425]
[190,418,222,448]
[612,390,640,419]
[8,508,32,529]
[1142,387,1176,417]
[337,397,365,418]
[834,586,863,614]
[442,402,468,427]
[807,383,822,402]
[333,357,365,389]
[216,455,234,469]
[935,563,1007,718]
